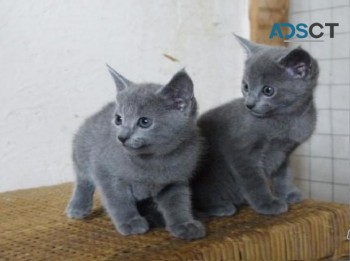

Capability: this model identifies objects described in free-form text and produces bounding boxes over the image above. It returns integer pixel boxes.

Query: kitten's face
[113,85,195,156]
[237,36,318,117]
[107,66,196,156]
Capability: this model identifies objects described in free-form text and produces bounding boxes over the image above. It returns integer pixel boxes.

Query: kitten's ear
[157,69,194,112]
[279,48,312,78]
[106,64,132,92]
[233,34,262,57]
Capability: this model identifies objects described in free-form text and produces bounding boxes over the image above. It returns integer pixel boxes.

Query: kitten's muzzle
[246,103,255,110]
[118,135,128,144]
[121,138,148,150]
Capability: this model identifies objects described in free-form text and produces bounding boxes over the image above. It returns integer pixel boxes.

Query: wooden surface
[250,0,289,46]
[1,183,349,260]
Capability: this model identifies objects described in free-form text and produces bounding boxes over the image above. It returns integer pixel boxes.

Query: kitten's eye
[262,86,275,96]
[115,114,122,125]
[242,83,249,92]
[138,117,153,128]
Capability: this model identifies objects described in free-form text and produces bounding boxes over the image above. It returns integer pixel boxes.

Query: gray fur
[66,66,205,240]
[192,36,319,216]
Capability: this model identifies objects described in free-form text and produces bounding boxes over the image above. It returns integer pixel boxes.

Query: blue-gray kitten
[192,36,319,216]
[66,65,205,240]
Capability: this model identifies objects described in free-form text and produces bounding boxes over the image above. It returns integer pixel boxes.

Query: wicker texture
[0,183,349,261]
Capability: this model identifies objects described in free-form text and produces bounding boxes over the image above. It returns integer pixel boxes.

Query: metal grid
[288,0,350,204]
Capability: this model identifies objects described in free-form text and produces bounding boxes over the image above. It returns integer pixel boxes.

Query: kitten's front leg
[66,177,95,219]
[96,169,149,236]
[272,162,303,204]
[155,183,205,240]
[233,162,288,215]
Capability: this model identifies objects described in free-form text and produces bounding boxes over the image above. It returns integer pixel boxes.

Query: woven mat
[0,183,349,261]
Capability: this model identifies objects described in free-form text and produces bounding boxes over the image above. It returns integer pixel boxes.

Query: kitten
[66,65,205,240]
[192,36,319,217]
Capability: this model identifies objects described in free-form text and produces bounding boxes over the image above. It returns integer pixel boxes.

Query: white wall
[0,0,249,192]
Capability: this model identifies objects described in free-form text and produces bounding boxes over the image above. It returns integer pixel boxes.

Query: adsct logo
[270,22,339,42]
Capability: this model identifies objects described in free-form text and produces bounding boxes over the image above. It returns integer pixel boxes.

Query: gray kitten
[192,36,319,217]
[66,65,205,240]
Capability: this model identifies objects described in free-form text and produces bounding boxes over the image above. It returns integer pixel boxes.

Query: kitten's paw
[204,203,237,217]
[286,189,304,204]
[168,220,206,240]
[66,203,91,219]
[255,198,288,215]
[117,217,149,236]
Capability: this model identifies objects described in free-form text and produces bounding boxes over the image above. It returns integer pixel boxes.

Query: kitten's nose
[246,103,255,110]
[118,136,128,144]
